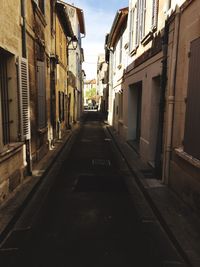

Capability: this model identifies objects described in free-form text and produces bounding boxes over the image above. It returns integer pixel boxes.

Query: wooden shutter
[184,37,200,159]
[135,0,140,46]
[59,91,65,122]
[18,57,31,141]
[0,53,10,145]
[129,8,134,52]
[141,0,146,39]
[59,91,61,122]
[37,61,46,129]
[152,0,158,29]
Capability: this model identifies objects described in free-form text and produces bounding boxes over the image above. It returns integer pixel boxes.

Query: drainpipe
[21,0,26,58]
[163,8,181,184]
[155,21,169,178]
[106,47,114,126]
[21,0,32,175]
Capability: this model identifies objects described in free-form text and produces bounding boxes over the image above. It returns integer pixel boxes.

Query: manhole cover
[80,139,92,143]
[140,169,155,179]
[92,159,111,166]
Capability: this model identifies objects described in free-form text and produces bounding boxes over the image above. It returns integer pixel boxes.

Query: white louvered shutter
[18,57,31,141]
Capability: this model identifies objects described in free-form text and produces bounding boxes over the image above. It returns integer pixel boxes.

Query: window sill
[175,147,200,169]
[0,143,24,164]
[141,31,154,46]
[129,47,137,57]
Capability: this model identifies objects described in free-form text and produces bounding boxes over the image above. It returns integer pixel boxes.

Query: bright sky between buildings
[69,0,128,80]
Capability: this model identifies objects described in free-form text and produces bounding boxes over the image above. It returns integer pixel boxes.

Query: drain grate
[140,169,155,179]
[92,159,111,166]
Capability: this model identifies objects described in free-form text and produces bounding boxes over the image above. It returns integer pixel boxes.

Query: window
[152,0,158,29]
[59,91,65,122]
[136,0,146,46]
[34,0,45,14]
[119,93,123,120]
[50,0,55,33]
[37,61,46,129]
[113,49,117,72]
[59,26,63,61]
[184,37,200,160]
[129,7,135,52]
[0,52,25,149]
[0,51,10,146]
[119,35,123,65]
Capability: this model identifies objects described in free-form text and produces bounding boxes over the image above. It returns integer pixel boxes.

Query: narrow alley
[0,111,186,267]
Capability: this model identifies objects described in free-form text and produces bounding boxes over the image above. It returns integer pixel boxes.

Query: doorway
[128,81,142,152]
[149,76,161,167]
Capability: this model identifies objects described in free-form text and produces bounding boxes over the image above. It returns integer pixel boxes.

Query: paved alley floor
[0,111,186,267]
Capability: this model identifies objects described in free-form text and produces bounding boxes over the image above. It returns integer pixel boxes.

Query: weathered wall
[0,1,21,55]
[26,1,52,161]
[55,15,68,135]
[0,2,25,204]
[0,145,24,204]
[123,52,163,162]
[168,1,200,213]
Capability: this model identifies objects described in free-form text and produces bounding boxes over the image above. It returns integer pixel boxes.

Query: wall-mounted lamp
[68,35,78,50]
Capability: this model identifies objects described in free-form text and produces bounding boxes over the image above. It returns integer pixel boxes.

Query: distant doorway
[149,76,161,168]
[128,81,142,152]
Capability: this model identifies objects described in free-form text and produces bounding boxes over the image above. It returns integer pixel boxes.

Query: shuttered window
[184,37,200,160]
[18,57,31,141]
[136,0,146,46]
[0,52,10,145]
[129,7,135,52]
[37,61,46,129]
[152,0,158,29]
[33,0,45,14]
[119,93,123,120]
[59,91,65,122]
[119,35,123,64]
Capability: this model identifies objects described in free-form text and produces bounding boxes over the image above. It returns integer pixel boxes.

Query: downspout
[155,21,169,178]
[163,8,181,184]
[21,0,32,175]
[107,48,114,126]
[66,39,71,129]
[21,0,26,58]
[80,34,86,118]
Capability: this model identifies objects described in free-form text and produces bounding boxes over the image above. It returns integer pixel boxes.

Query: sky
[69,0,129,80]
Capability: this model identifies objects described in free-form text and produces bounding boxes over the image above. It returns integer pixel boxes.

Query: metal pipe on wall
[162,8,181,184]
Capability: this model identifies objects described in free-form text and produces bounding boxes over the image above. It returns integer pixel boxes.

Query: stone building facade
[0,0,25,203]
[0,0,85,205]
[97,54,109,115]
[164,0,200,213]
[106,0,200,212]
